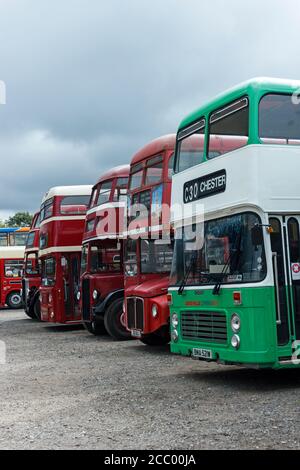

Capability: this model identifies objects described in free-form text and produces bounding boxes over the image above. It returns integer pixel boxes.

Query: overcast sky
[0,0,299,218]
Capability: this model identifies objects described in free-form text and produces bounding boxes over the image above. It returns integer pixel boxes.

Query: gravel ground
[0,309,300,450]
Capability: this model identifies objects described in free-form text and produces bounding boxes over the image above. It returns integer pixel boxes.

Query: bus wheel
[104,298,131,341]
[83,319,106,336]
[24,307,36,320]
[6,292,23,309]
[140,332,170,346]
[33,297,41,321]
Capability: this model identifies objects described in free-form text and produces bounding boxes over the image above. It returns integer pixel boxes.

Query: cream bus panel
[0,247,26,259]
[171,144,300,226]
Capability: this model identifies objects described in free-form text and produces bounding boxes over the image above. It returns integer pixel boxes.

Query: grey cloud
[0,0,299,212]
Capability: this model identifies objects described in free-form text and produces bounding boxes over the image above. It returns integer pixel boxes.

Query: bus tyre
[33,297,41,321]
[104,298,131,341]
[84,319,106,336]
[140,332,170,346]
[6,292,23,310]
[24,307,36,320]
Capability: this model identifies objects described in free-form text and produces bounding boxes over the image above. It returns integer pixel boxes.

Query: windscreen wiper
[178,252,198,295]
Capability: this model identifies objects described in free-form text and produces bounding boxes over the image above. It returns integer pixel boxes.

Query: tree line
[0,212,33,228]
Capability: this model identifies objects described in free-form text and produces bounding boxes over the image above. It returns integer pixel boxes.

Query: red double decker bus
[22,212,41,319]
[0,246,26,309]
[123,135,175,346]
[0,227,30,309]
[39,185,92,324]
[80,165,130,339]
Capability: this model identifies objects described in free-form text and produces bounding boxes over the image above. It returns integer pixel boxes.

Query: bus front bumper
[170,340,279,369]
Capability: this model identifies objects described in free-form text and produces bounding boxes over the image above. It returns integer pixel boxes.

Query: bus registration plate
[131,329,142,338]
[192,348,212,360]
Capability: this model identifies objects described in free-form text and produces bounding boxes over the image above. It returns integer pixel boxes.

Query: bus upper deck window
[13,233,28,246]
[113,177,128,202]
[177,119,205,173]
[90,187,98,208]
[208,97,249,159]
[96,181,112,206]
[40,198,54,221]
[259,94,300,144]
[168,153,175,179]
[0,234,8,246]
[129,164,144,190]
[60,195,90,215]
[145,156,163,185]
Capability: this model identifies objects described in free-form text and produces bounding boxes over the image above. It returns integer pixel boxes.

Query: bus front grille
[181,311,227,344]
[82,278,91,321]
[126,297,144,331]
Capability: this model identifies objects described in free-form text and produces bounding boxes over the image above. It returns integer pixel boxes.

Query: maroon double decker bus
[80,165,130,339]
[39,185,92,324]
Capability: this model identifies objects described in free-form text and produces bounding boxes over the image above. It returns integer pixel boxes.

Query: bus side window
[168,153,175,179]
[208,97,249,159]
[0,234,8,246]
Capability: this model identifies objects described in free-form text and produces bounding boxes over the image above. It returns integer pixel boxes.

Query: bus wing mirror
[251,225,263,246]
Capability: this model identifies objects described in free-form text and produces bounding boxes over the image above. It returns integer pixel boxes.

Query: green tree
[6,212,33,227]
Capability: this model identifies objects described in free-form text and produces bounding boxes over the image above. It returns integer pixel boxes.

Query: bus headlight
[231,335,240,350]
[171,330,179,343]
[231,314,241,333]
[49,294,53,303]
[77,291,81,301]
[171,313,179,328]
[92,290,98,300]
[152,304,158,318]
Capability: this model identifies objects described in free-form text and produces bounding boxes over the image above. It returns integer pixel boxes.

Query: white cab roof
[42,185,92,204]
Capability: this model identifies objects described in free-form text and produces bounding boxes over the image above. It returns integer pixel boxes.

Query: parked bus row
[21,77,300,369]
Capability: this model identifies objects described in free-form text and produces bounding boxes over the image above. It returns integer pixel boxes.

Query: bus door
[269,216,300,353]
[62,255,72,319]
[62,254,81,321]
[70,253,81,320]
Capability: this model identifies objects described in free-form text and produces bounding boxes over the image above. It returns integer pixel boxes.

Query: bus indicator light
[167,294,173,306]
[233,292,242,305]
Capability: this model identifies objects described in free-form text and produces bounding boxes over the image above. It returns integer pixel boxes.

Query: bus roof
[42,185,92,204]
[0,227,30,233]
[95,165,130,186]
[179,77,300,131]
[131,135,177,166]
[0,246,25,258]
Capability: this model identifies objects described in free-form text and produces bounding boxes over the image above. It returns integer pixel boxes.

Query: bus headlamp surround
[231,314,241,333]
[231,335,241,350]
[92,290,99,301]
[171,313,179,328]
[171,330,179,343]
[152,304,158,318]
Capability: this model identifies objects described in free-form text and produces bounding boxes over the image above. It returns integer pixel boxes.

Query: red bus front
[0,247,25,309]
[123,135,175,346]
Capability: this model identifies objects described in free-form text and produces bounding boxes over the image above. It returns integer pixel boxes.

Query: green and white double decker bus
[169,78,300,369]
